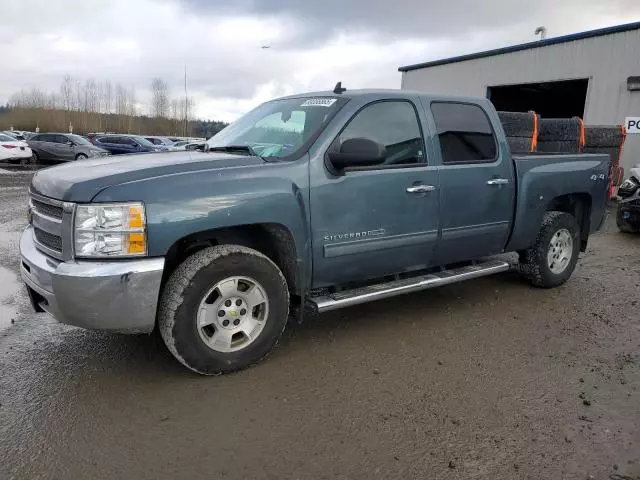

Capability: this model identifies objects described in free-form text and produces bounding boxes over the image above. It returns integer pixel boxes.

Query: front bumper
[617,201,640,226]
[19,227,164,333]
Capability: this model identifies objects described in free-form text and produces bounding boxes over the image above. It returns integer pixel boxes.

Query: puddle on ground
[0,264,22,331]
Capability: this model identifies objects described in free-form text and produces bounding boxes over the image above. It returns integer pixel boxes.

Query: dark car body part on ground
[616,165,640,232]
[19,89,609,374]
[27,133,109,163]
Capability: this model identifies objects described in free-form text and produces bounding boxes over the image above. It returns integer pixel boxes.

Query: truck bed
[505,152,610,252]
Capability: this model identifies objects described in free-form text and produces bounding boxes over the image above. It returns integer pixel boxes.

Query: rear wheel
[519,211,581,288]
[158,245,289,375]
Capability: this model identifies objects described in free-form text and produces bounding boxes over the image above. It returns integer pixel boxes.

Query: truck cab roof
[277,88,488,105]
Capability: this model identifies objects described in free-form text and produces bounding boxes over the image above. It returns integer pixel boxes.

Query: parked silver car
[28,133,109,163]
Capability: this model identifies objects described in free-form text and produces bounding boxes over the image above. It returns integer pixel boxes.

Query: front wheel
[519,211,581,288]
[75,153,88,160]
[158,245,289,375]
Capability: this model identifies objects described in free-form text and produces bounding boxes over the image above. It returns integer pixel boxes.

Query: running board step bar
[310,259,511,313]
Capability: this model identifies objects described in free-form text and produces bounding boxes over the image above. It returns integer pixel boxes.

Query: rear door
[97,136,122,154]
[428,101,515,264]
[31,134,56,160]
[310,97,440,287]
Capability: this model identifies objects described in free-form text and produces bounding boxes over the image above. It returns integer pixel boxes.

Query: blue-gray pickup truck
[20,89,609,374]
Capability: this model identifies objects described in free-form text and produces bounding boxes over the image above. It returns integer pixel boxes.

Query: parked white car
[0,133,32,163]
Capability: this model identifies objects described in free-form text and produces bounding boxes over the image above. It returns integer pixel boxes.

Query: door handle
[406,184,436,194]
[486,178,509,186]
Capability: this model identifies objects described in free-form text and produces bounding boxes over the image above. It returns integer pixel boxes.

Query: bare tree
[102,80,113,131]
[2,74,209,137]
[127,87,137,133]
[60,74,73,113]
[115,83,128,130]
[150,77,169,118]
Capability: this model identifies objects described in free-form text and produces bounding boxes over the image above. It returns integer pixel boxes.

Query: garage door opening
[487,79,589,118]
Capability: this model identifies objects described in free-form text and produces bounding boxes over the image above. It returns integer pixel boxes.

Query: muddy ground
[0,167,638,480]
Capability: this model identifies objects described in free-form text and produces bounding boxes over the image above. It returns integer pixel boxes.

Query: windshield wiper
[208,145,263,159]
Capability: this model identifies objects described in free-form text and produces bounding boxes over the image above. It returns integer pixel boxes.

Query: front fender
[92,161,311,286]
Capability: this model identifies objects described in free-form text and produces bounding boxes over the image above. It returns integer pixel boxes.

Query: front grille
[31,198,63,220]
[34,227,62,253]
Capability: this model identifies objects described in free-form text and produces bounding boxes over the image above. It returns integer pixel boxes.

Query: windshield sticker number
[301,98,337,108]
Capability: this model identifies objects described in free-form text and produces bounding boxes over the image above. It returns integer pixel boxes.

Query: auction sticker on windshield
[301,98,337,107]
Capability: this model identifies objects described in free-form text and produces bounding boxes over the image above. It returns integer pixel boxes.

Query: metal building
[399,21,640,174]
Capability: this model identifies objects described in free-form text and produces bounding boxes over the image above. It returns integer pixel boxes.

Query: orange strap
[619,125,627,162]
[530,111,538,152]
[577,117,585,151]
[609,125,628,199]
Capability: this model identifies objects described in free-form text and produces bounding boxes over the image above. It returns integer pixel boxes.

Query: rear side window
[339,101,425,166]
[98,136,118,144]
[431,102,497,164]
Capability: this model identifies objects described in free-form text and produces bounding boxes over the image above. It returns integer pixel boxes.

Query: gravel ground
[0,170,639,480]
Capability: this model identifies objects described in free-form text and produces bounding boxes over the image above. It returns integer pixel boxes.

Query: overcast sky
[2,0,639,122]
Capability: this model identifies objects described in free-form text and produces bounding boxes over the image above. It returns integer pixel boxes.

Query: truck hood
[31,151,265,202]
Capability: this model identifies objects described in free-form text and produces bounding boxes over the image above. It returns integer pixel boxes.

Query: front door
[429,101,515,265]
[310,99,440,287]
[52,135,75,161]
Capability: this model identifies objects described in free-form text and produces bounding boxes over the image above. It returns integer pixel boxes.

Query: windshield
[208,96,344,159]
[69,134,92,146]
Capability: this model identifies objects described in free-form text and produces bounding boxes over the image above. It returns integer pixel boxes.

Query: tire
[616,207,639,233]
[158,245,289,375]
[75,153,88,160]
[497,111,536,138]
[519,211,581,288]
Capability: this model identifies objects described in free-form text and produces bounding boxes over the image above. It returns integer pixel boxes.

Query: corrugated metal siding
[401,29,640,173]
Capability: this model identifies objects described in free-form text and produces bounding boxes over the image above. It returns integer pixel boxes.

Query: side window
[39,134,54,143]
[430,102,497,164]
[30,134,43,142]
[100,137,117,144]
[339,101,425,166]
[55,135,69,144]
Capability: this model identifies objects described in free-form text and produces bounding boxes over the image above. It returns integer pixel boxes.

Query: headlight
[74,202,147,258]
